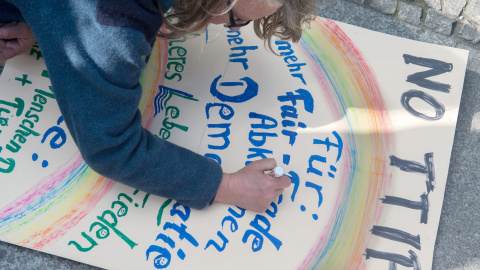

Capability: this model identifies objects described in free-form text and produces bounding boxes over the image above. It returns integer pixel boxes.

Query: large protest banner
[0,18,468,269]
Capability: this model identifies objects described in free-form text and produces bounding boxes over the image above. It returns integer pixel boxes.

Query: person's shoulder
[96,0,164,42]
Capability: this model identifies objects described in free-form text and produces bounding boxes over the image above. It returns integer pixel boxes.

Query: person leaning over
[0,0,319,212]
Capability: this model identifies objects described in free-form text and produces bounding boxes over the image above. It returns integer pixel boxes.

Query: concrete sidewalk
[1,0,480,269]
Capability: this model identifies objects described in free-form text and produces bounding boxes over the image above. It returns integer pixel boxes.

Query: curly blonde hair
[157,0,319,49]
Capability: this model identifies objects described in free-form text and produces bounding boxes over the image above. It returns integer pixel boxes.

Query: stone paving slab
[2,0,480,269]
[360,0,480,44]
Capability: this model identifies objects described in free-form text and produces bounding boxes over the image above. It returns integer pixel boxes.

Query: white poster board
[0,18,468,269]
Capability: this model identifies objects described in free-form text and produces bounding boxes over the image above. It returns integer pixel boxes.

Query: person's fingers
[16,36,36,50]
[215,161,290,213]
[273,175,291,189]
[273,188,285,199]
[247,158,277,172]
[4,40,24,53]
[0,33,36,61]
[0,22,33,39]
[0,50,17,61]
[0,43,21,60]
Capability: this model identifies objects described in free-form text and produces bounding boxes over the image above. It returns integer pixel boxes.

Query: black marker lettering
[390,153,435,193]
[365,249,421,269]
[381,194,429,224]
[403,54,452,93]
[371,225,420,250]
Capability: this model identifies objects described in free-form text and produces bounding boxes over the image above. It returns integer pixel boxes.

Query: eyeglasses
[224,0,251,28]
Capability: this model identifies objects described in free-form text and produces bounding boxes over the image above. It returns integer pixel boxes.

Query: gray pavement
[2,0,480,269]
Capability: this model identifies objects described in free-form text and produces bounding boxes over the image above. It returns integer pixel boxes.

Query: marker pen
[268,166,284,178]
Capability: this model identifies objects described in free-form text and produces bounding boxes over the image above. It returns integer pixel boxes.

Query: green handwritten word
[0,87,56,174]
[157,199,173,226]
[158,89,198,140]
[29,43,43,60]
[68,191,150,252]
[0,97,24,128]
[164,35,190,82]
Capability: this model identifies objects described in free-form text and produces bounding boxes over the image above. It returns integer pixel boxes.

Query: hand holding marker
[215,160,290,213]
[268,166,284,178]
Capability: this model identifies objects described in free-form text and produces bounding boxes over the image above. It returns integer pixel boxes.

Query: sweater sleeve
[0,0,23,21]
[10,0,223,209]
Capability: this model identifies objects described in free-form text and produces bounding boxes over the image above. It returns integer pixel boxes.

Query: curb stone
[348,0,480,45]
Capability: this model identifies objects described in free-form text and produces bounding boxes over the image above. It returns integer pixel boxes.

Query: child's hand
[0,21,35,61]
[214,158,291,212]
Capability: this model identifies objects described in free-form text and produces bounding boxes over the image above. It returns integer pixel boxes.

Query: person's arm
[0,21,35,61]
[7,0,221,209]
[12,0,289,212]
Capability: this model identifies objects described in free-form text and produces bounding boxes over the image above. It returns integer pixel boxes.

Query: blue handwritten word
[282,130,343,220]
[205,206,245,252]
[204,75,258,164]
[42,116,67,149]
[31,116,67,168]
[206,200,283,253]
[275,40,308,85]
[210,75,258,103]
[285,169,322,220]
[245,112,278,165]
[227,30,258,70]
[308,131,343,178]
[147,202,199,269]
[242,204,282,252]
[277,89,313,146]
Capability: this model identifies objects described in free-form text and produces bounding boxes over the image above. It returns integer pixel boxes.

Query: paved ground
[2,0,480,269]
